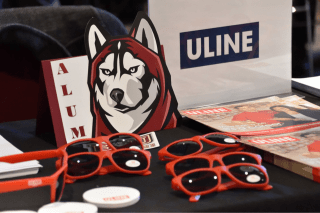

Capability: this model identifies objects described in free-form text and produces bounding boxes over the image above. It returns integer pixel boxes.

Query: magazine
[241,127,320,183]
[180,95,320,136]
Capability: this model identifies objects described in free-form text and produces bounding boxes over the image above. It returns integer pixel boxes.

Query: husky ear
[84,17,111,60]
[129,12,160,54]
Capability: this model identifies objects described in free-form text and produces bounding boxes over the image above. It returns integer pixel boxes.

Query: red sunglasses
[57,133,152,183]
[0,149,68,203]
[171,163,272,202]
[166,151,262,177]
[158,132,244,161]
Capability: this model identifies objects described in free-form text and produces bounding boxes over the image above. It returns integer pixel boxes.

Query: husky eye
[100,68,111,75]
[128,66,139,73]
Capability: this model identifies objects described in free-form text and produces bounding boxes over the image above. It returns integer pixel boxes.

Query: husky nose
[110,89,124,103]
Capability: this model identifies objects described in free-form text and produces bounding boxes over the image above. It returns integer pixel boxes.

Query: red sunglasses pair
[0,149,67,203]
[158,132,244,161]
[57,133,152,183]
[166,152,272,202]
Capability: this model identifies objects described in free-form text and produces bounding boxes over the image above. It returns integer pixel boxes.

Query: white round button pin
[38,202,98,213]
[83,186,140,208]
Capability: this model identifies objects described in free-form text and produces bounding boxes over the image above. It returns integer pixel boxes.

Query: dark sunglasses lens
[174,158,210,176]
[167,141,200,156]
[229,165,267,184]
[55,171,65,201]
[109,135,142,150]
[222,154,259,166]
[67,154,100,176]
[204,134,239,144]
[112,150,148,171]
[181,171,218,193]
[66,141,100,155]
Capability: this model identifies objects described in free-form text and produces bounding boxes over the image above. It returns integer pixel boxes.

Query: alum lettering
[58,63,86,139]
[180,22,259,69]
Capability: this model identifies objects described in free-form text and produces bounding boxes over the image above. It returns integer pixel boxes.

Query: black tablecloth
[1,89,320,212]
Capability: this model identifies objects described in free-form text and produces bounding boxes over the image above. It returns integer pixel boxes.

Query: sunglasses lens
[174,158,210,176]
[109,135,143,150]
[204,134,239,144]
[66,141,100,155]
[55,171,65,201]
[181,171,218,192]
[167,141,200,156]
[229,165,267,184]
[222,154,259,166]
[112,150,148,171]
[67,154,100,176]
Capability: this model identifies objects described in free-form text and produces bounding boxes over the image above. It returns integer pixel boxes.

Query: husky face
[85,12,180,135]
[93,40,160,132]
[95,45,159,114]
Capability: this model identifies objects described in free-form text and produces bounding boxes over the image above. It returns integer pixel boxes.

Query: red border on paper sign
[41,60,67,147]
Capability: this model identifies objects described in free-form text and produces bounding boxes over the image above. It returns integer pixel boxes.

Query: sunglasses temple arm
[257,184,273,190]
[0,178,51,194]
[202,145,245,155]
[202,147,227,155]
[99,165,119,175]
[217,181,273,192]
[234,145,245,151]
[98,165,152,176]
[65,179,76,184]
[216,181,238,192]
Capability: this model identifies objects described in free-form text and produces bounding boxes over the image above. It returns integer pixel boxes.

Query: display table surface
[1,89,320,212]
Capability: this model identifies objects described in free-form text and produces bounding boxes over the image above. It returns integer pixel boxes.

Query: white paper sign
[50,56,93,143]
[149,0,292,110]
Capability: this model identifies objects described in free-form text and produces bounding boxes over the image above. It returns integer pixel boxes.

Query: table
[1,89,320,212]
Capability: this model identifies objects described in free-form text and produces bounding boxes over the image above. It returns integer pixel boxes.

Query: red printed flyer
[180,95,320,136]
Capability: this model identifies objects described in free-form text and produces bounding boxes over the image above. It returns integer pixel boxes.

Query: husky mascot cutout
[84,12,181,136]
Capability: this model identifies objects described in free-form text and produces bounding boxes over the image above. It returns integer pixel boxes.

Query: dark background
[0,0,318,121]
[1,0,318,76]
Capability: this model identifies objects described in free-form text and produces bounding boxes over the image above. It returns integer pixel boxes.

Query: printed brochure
[180,95,320,136]
[241,127,320,183]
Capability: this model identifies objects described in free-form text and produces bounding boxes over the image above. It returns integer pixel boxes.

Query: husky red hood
[89,37,180,136]
[85,12,181,137]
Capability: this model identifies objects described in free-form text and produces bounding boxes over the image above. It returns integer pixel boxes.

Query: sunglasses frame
[165,151,262,177]
[171,163,273,202]
[0,149,68,203]
[58,134,151,183]
[158,132,244,161]
[61,133,145,152]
